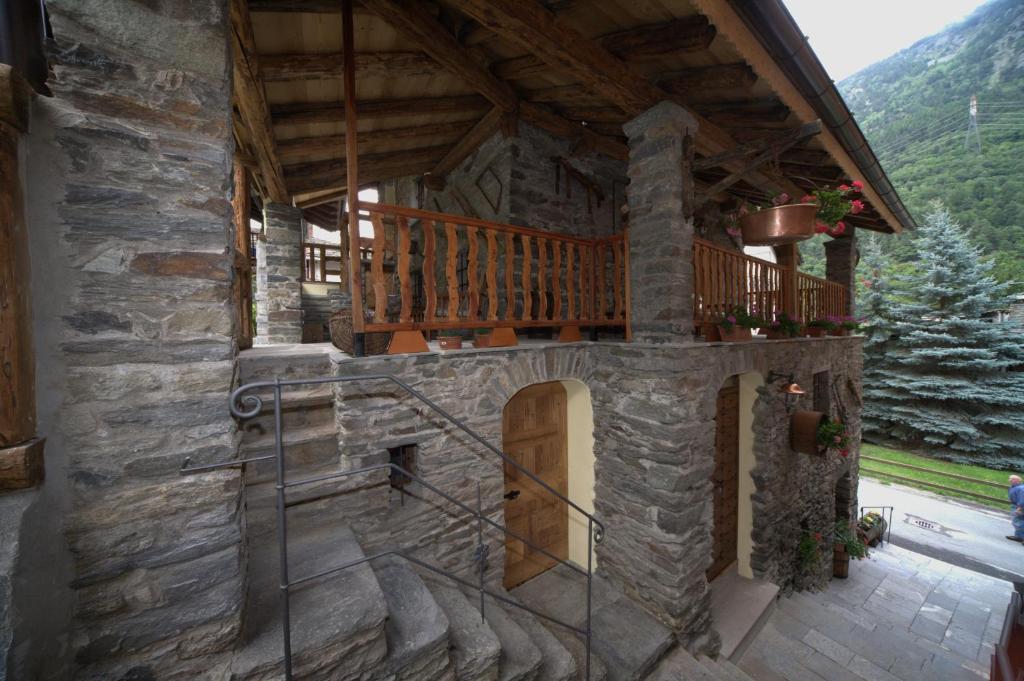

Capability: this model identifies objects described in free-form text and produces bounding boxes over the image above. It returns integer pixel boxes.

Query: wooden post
[774,243,800,321]
[342,0,365,354]
[0,64,43,489]
[232,160,254,349]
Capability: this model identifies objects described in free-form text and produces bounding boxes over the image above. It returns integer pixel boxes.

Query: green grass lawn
[859,443,1012,511]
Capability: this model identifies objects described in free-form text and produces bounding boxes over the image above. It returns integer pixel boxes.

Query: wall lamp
[766,371,805,410]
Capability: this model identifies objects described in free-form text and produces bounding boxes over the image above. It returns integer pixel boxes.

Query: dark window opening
[388,444,417,493]
[813,371,831,415]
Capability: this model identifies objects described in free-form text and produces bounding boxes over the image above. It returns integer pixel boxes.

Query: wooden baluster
[596,243,606,320]
[445,222,459,320]
[424,220,437,322]
[579,245,588,321]
[397,216,413,323]
[551,240,562,320]
[319,245,326,282]
[486,230,498,320]
[371,213,387,322]
[505,232,515,319]
[537,237,547,320]
[613,239,623,320]
[466,225,479,320]
[521,234,532,320]
[566,242,576,320]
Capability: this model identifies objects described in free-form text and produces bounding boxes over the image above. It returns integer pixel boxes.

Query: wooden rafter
[285,145,451,194]
[271,95,490,126]
[276,120,476,162]
[658,63,757,94]
[260,51,444,81]
[230,0,287,202]
[448,0,802,198]
[428,107,506,180]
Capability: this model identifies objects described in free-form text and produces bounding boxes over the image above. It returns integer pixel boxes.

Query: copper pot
[739,204,818,246]
[791,410,827,455]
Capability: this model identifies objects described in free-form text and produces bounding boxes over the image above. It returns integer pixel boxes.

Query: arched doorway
[502,381,570,588]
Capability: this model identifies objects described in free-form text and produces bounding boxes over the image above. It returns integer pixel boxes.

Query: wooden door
[707,382,740,581]
[502,382,569,589]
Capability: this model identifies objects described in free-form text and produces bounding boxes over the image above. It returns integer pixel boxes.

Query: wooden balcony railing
[354,202,630,335]
[693,237,846,326]
[302,243,343,282]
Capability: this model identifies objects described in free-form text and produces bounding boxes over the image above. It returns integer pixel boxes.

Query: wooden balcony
[693,237,846,328]
[346,203,630,336]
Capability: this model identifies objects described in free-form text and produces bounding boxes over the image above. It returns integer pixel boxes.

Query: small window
[813,371,831,414]
[388,444,417,492]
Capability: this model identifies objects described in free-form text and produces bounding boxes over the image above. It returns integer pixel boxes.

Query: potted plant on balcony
[739,181,865,246]
[828,316,861,337]
[764,311,803,339]
[437,334,463,350]
[805,317,836,337]
[716,306,761,342]
[472,329,492,348]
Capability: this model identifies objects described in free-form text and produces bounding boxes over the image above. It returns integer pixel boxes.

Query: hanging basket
[739,204,818,246]
[791,410,827,455]
[329,308,391,356]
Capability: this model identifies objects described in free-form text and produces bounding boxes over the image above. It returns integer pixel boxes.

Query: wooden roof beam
[284,145,450,194]
[260,51,445,81]
[448,0,802,198]
[276,120,475,162]
[231,0,288,202]
[271,94,490,126]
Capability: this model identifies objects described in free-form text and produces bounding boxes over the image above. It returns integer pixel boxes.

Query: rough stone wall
[24,2,244,678]
[256,203,304,344]
[328,337,862,653]
[825,231,859,316]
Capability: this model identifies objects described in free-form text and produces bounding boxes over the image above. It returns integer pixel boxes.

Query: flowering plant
[766,311,803,338]
[797,530,824,570]
[833,521,869,559]
[771,180,864,238]
[718,305,762,330]
[817,418,850,456]
[806,317,837,330]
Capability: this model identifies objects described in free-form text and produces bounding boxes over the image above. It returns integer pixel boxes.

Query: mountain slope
[837,0,1024,286]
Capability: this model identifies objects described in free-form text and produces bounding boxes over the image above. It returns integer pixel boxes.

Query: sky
[783,0,991,81]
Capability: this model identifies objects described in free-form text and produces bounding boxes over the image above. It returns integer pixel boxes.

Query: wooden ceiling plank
[277,120,475,162]
[231,0,288,202]
[261,51,444,81]
[658,63,757,93]
[271,94,490,126]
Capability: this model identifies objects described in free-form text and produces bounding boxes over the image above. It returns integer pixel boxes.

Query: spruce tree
[862,204,1024,468]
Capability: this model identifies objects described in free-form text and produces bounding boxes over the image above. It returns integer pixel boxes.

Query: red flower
[773,192,791,206]
[850,200,865,215]
[814,532,823,542]
[814,222,829,234]
[830,221,846,236]
[840,449,849,458]
[838,184,851,192]
[800,194,816,204]
[851,180,864,191]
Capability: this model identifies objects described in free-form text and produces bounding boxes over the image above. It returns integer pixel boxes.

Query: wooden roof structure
[232,0,913,234]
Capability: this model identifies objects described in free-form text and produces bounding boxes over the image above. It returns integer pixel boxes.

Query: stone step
[539,621,608,681]
[469,594,543,681]
[698,655,755,681]
[421,575,501,681]
[510,564,674,681]
[238,343,336,385]
[229,525,388,680]
[501,600,577,681]
[373,557,453,681]
[646,649,718,681]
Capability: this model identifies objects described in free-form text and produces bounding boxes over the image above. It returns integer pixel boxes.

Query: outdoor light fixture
[767,371,805,410]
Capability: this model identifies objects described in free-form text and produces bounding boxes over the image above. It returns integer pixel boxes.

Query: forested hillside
[833,0,1024,286]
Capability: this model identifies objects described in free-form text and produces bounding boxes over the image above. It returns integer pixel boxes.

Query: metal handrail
[180,375,603,680]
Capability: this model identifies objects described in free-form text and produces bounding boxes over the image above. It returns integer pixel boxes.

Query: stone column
[623,101,699,344]
[256,203,304,344]
[825,230,858,316]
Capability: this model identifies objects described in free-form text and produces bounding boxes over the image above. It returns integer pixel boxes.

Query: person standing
[1007,475,1024,543]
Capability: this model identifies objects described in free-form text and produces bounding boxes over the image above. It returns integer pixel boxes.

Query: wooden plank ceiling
[235,0,894,233]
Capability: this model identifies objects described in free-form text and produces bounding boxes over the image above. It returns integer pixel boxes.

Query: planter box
[718,326,753,342]
[791,410,827,455]
[805,326,828,338]
[472,334,491,349]
[438,335,462,350]
[829,328,849,337]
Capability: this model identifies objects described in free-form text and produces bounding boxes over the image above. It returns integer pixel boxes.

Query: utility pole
[964,94,982,153]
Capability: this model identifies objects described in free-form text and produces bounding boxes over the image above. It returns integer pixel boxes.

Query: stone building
[0,1,915,680]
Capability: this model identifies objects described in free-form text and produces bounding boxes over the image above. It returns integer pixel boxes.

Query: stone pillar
[623,101,699,344]
[256,203,304,344]
[825,230,858,316]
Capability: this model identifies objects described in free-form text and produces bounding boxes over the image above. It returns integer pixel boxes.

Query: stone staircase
[226,348,762,681]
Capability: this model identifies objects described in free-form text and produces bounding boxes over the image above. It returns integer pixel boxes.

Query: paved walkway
[860,478,1024,582]
[738,544,1014,681]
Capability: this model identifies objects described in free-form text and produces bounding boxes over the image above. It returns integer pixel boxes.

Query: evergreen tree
[862,204,1024,468]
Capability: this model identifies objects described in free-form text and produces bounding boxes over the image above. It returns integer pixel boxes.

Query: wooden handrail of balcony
[354,202,630,335]
[693,237,846,326]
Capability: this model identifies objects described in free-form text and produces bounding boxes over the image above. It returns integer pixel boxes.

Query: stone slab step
[241,424,340,482]
[373,557,452,680]
[459,588,543,681]
[539,622,607,681]
[734,656,788,681]
[510,564,673,681]
[501,601,576,681]
[646,649,718,681]
[422,575,501,681]
[708,570,778,661]
[698,655,755,681]
[230,525,388,680]
[238,343,336,385]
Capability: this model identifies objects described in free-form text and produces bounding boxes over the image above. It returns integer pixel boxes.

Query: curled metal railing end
[593,525,604,544]
[179,456,191,474]
[230,385,264,419]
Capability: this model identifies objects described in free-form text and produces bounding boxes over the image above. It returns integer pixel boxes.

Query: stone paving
[738,543,1014,681]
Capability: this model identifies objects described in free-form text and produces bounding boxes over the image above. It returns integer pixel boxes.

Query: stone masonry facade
[256,203,304,344]
[328,336,863,655]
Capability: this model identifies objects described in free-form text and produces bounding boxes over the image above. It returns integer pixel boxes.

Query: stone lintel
[0,438,44,491]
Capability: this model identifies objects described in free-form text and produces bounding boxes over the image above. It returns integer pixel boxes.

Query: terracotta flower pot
[765,328,792,340]
[717,326,752,342]
[805,326,827,338]
[472,334,491,349]
[791,410,827,455]
[739,204,818,246]
[701,323,722,342]
[438,335,462,350]
[829,328,849,337]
